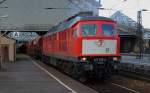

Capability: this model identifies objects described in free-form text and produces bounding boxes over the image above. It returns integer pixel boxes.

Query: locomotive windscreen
[102,24,116,36]
[82,24,97,36]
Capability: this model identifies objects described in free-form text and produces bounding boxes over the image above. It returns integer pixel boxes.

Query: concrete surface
[0,54,72,93]
[0,54,98,93]
[121,55,150,65]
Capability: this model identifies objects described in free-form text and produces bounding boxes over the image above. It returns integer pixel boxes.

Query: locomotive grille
[93,58,107,62]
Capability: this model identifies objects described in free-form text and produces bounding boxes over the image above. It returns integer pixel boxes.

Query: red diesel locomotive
[27,14,120,80]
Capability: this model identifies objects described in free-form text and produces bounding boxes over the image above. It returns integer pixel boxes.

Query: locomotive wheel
[62,61,67,73]
[64,61,72,74]
[71,63,82,78]
[71,63,87,82]
[67,62,74,75]
[71,63,79,79]
[103,62,113,79]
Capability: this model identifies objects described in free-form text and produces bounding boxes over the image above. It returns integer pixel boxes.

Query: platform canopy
[0,0,99,32]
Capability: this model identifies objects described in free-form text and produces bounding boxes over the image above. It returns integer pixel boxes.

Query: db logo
[95,40,105,47]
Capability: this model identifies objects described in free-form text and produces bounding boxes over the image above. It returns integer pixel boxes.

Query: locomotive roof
[74,16,113,21]
[47,16,114,35]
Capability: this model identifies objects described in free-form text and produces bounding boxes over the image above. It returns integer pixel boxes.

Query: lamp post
[136,9,148,59]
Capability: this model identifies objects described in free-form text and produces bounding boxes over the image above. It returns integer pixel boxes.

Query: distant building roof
[111,11,150,38]
[111,11,137,29]
[0,35,16,45]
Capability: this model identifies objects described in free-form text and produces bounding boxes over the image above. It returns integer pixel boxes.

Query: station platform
[121,54,150,65]
[0,54,98,93]
[119,54,150,77]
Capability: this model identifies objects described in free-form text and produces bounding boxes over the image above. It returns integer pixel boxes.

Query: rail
[118,62,150,80]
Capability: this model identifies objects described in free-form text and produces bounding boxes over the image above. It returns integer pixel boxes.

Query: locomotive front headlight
[81,57,87,62]
[113,57,118,61]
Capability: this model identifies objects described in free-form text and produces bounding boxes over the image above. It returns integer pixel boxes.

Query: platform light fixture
[0,15,8,18]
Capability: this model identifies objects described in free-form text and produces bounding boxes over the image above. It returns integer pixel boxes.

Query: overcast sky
[97,0,150,28]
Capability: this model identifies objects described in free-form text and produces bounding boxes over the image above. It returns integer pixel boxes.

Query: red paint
[26,19,120,60]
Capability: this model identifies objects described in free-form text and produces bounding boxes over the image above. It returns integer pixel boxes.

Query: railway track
[118,70,150,83]
[85,76,143,93]
[85,71,150,93]
[34,58,150,93]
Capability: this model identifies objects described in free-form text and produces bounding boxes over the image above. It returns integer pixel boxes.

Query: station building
[111,11,150,54]
[0,36,16,62]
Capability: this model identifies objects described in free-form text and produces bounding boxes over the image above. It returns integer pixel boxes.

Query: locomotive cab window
[102,24,116,36]
[82,24,97,36]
